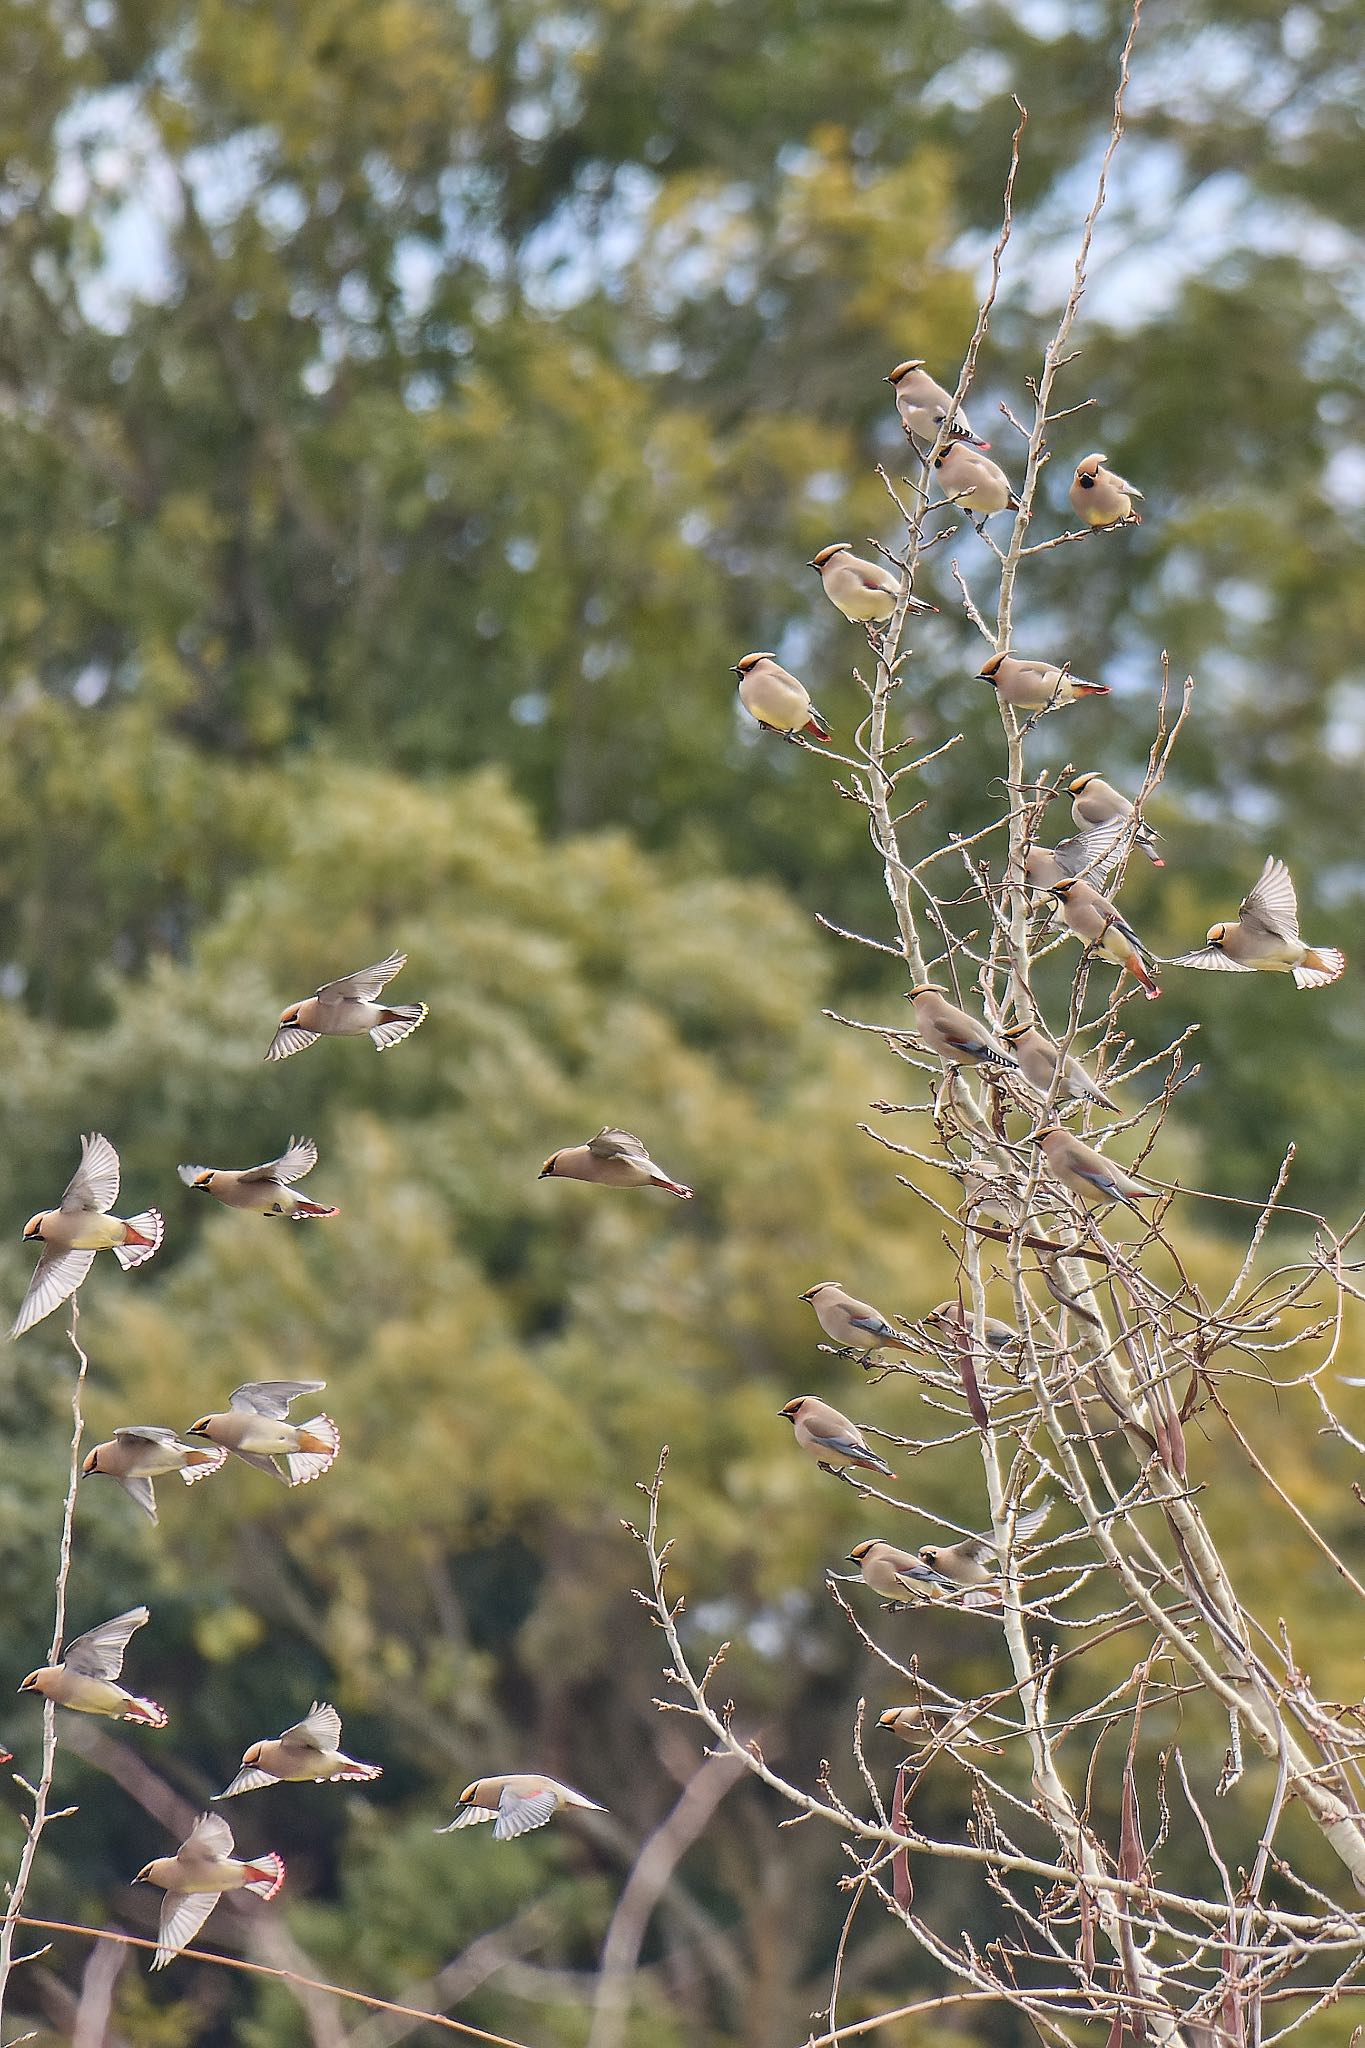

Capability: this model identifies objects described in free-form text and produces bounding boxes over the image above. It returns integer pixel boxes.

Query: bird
[187,1381,339,1486]
[977,654,1109,711]
[436,1775,605,1840]
[135,1812,285,1969]
[177,1137,338,1219]
[846,1540,936,1609]
[877,1705,930,1740]
[917,1501,1050,1587]
[1000,1021,1118,1111]
[1021,819,1126,894]
[732,653,831,741]
[1167,857,1345,989]
[265,950,428,1061]
[779,1396,893,1478]
[1034,1126,1156,1216]
[19,1605,166,1726]
[12,1133,163,1340]
[932,443,1019,525]
[1052,879,1161,999]
[886,359,988,448]
[808,543,934,630]
[1070,453,1142,529]
[799,1281,915,1359]
[876,1704,1001,1752]
[1068,772,1163,867]
[217,1702,382,1799]
[82,1427,227,1525]
[923,1301,1017,1353]
[539,1127,692,1198]
[907,984,1017,1070]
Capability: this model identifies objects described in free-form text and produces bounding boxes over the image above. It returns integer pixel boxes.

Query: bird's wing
[1165,945,1255,973]
[282,1702,341,1752]
[1006,1500,1050,1544]
[1056,818,1126,881]
[239,1137,318,1186]
[1239,857,1301,943]
[435,1804,498,1833]
[264,1023,320,1063]
[493,1787,561,1839]
[846,1312,896,1339]
[154,1891,220,1970]
[184,1811,234,1856]
[315,952,406,1003]
[215,1764,278,1800]
[61,1133,122,1214]
[586,1128,648,1162]
[229,1380,325,1418]
[804,1423,872,1461]
[115,1425,179,1447]
[119,1477,159,1523]
[11,1249,97,1338]
[950,1536,995,1569]
[63,1605,150,1680]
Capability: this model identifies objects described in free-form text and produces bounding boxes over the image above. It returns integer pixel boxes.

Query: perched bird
[886,359,988,448]
[136,1812,285,1969]
[1035,1126,1155,1215]
[800,1281,915,1359]
[1052,879,1161,999]
[217,1702,381,1799]
[437,1775,604,1840]
[733,652,830,741]
[779,1396,893,1478]
[1000,1022,1118,1111]
[12,1133,162,1340]
[907,985,1016,1070]
[918,1501,1050,1587]
[539,1128,692,1198]
[265,951,427,1062]
[82,1427,227,1525]
[932,443,1019,525]
[877,1705,930,1740]
[178,1137,338,1219]
[188,1381,339,1487]
[808,543,934,630]
[978,653,1109,711]
[923,1301,1016,1353]
[1168,857,1345,989]
[19,1605,166,1727]
[1022,819,1125,894]
[1070,453,1142,529]
[846,1540,934,1608]
[1068,772,1163,867]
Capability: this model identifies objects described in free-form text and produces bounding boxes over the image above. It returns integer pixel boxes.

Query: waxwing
[266,951,427,1061]
[1168,858,1344,988]
[13,1133,162,1340]
[539,1128,692,1198]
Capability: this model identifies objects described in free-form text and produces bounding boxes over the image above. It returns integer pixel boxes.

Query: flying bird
[808,543,934,630]
[1034,1127,1155,1216]
[733,653,830,741]
[82,1427,227,1525]
[265,951,428,1061]
[1021,819,1126,895]
[188,1381,339,1486]
[135,1812,285,1969]
[1070,453,1142,529]
[217,1702,381,1799]
[539,1128,692,1198]
[19,1605,166,1726]
[932,443,1019,525]
[918,1501,1050,1587]
[178,1137,338,1219]
[12,1133,162,1340]
[437,1775,604,1840]
[1068,773,1163,867]
[978,654,1109,711]
[799,1281,915,1359]
[1167,857,1345,989]
[1000,1022,1118,1111]
[886,358,988,448]
[907,984,1017,1070]
[1052,879,1161,999]
[779,1396,893,1479]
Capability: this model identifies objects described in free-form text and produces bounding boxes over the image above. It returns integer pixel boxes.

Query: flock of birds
[8,355,1346,1978]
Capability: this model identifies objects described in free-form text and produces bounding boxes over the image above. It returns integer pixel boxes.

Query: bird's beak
[134,1865,152,1884]
[81,1451,98,1476]
[22,1222,39,1242]
[798,1288,814,1301]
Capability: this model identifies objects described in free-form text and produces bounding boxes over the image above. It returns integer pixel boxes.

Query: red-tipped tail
[1072,683,1112,698]
[1127,954,1162,1001]
[286,1415,340,1485]
[1294,948,1346,989]
[181,1445,228,1486]
[803,709,832,741]
[336,1759,383,1781]
[122,1694,169,1728]
[649,1176,694,1200]
[291,1199,340,1219]
[113,1209,164,1269]
[243,1852,286,1900]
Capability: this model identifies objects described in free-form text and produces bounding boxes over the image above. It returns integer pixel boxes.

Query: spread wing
[264,1023,320,1063]
[216,1763,278,1799]
[995,1500,1050,1546]
[61,1133,121,1214]
[282,1702,341,1752]
[63,1604,149,1681]
[949,1536,995,1569]
[1239,857,1300,944]
[118,1476,159,1522]
[1053,818,1126,882]
[153,1891,220,1970]
[435,1803,498,1833]
[115,1425,181,1448]
[586,1129,648,1163]
[493,1786,560,1839]
[315,952,406,1004]
[11,1248,96,1339]
[183,1811,234,1857]
[1165,945,1255,973]
[240,1137,318,1186]
[229,1379,325,1418]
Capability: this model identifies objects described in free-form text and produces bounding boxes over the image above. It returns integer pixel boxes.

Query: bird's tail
[180,1445,228,1485]
[113,1210,164,1268]
[370,1003,428,1050]
[803,706,832,741]
[1294,948,1346,989]
[860,1449,894,1478]
[1070,682,1111,698]
[1125,954,1162,1000]
[335,1758,383,1782]
[243,1853,286,1900]
[290,1198,340,1219]
[648,1174,694,1200]
[121,1694,169,1728]
[286,1415,340,1486]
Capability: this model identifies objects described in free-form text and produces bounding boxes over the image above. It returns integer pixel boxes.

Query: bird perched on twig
[540,1127,692,1198]
[188,1381,339,1487]
[136,1812,285,1969]
[917,1500,1050,1588]
[1001,1021,1118,1111]
[886,359,988,448]
[906,985,1017,1071]
[733,653,830,741]
[1167,857,1345,989]
[82,1427,226,1524]
[932,443,1019,526]
[809,543,934,631]
[437,1775,604,1840]
[1068,773,1163,868]
[800,1281,915,1360]
[265,950,427,1061]
[12,1133,162,1340]
[1070,453,1142,529]
[178,1136,338,1219]
[779,1397,894,1480]
[1034,1127,1156,1217]
[20,1605,166,1726]
[1052,878,1162,1000]
[846,1540,937,1610]
[217,1702,381,1799]
[978,654,1109,711]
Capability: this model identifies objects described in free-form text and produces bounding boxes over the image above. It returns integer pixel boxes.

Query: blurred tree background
[0,0,1363,2039]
